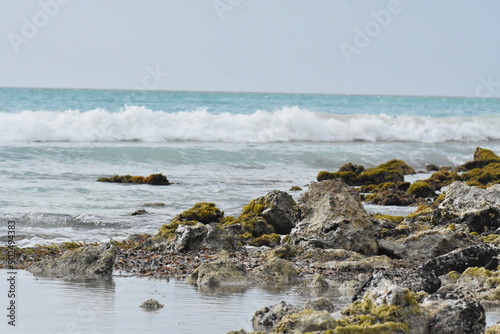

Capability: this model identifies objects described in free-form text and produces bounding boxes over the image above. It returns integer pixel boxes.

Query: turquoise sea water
[0,88,499,246]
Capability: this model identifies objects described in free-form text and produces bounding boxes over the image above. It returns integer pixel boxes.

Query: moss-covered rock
[357,168,404,186]
[97,173,171,185]
[407,180,436,198]
[462,147,500,170]
[174,202,224,224]
[367,189,417,206]
[317,170,357,184]
[462,163,500,187]
[248,234,281,247]
[155,220,200,240]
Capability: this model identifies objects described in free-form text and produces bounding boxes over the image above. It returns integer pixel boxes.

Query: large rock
[378,228,476,260]
[420,244,500,276]
[421,285,486,334]
[352,269,441,301]
[438,181,500,218]
[289,180,378,255]
[252,190,299,234]
[252,301,298,331]
[28,244,116,279]
[187,259,249,288]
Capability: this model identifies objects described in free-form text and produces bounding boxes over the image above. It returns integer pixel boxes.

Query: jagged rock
[140,299,164,309]
[352,269,441,301]
[420,244,500,276]
[438,181,500,218]
[289,180,378,255]
[252,301,298,330]
[453,207,500,234]
[251,190,299,234]
[421,285,486,334]
[168,223,208,252]
[253,258,299,285]
[462,147,500,170]
[303,297,335,313]
[28,244,116,279]
[377,228,476,260]
[187,259,249,288]
[452,267,500,306]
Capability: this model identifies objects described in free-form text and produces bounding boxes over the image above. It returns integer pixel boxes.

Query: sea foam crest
[0,106,498,143]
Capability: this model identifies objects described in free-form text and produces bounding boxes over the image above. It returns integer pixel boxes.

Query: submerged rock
[140,299,164,310]
[28,244,117,279]
[289,179,378,255]
[97,173,171,185]
[187,259,249,288]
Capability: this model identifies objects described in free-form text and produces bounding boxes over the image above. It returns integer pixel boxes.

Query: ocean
[0,87,499,247]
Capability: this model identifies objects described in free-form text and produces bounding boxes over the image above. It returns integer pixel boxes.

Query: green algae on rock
[173,202,224,224]
[97,173,172,185]
[462,147,500,170]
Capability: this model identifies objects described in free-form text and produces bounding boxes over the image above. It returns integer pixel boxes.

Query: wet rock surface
[27,243,117,279]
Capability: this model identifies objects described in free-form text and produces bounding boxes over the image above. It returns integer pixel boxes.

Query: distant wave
[0,106,498,143]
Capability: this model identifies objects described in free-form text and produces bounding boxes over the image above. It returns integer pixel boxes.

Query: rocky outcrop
[165,223,241,252]
[252,301,298,331]
[187,259,249,288]
[289,179,378,255]
[421,285,486,334]
[97,173,171,185]
[28,244,116,279]
[378,228,476,260]
[420,244,500,276]
[367,188,418,206]
[352,269,441,301]
[246,190,299,234]
[438,181,500,218]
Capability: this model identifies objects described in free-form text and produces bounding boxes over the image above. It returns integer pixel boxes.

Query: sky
[0,0,500,97]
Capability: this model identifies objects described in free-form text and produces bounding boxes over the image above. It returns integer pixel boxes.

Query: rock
[339,162,365,174]
[97,173,171,185]
[187,259,249,288]
[140,299,164,309]
[454,267,500,305]
[377,228,476,260]
[407,180,437,198]
[322,255,395,273]
[253,258,299,285]
[457,207,500,234]
[367,188,418,206]
[420,244,500,276]
[486,324,500,334]
[131,209,148,216]
[167,223,208,252]
[173,202,224,224]
[28,244,116,279]
[303,297,335,313]
[341,285,426,333]
[338,280,361,296]
[438,181,500,218]
[274,309,336,334]
[252,301,298,330]
[310,274,330,289]
[463,162,500,186]
[426,164,440,171]
[421,285,486,334]
[202,224,242,251]
[289,179,378,255]
[241,190,299,234]
[352,269,441,301]
[462,147,500,170]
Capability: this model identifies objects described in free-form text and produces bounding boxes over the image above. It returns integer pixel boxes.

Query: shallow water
[0,269,348,333]
[1,270,499,333]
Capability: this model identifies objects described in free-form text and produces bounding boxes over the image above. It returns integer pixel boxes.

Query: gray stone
[303,297,335,313]
[252,301,298,330]
[187,259,249,288]
[289,180,378,255]
[421,285,486,334]
[28,243,116,279]
[253,258,299,285]
[378,228,476,260]
[251,190,299,234]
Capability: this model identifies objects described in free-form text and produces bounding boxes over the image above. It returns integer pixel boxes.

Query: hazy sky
[1,0,500,97]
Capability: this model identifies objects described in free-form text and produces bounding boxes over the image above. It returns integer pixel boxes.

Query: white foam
[0,106,498,143]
